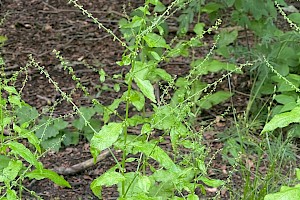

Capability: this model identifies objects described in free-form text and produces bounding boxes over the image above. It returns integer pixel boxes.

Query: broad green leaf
[73,107,96,130]
[217,30,238,47]
[122,90,145,111]
[134,77,157,103]
[14,126,41,153]
[35,119,60,140]
[0,155,10,170]
[8,95,22,107]
[16,106,39,124]
[194,23,205,35]
[143,33,170,49]
[6,189,17,200]
[0,160,22,182]
[264,185,300,200]
[3,86,18,94]
[91,122,123,153]
[187,194,199,200]
[198,91,233,110]
[8,141,43,170]
[133,141,176,170]
[262,106,300,133]
[53,118,68,130]
[288,13,300,25]
[275,94,296,104]
[40,134,62,151]
[201,2,223,13]
[26,169,71,188]
[91,168,125,199]
[62,130,80,146]
[150,51,161,61]
[197,177,224,188]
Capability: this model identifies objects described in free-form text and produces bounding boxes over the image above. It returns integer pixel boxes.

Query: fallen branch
[53,149,118,175]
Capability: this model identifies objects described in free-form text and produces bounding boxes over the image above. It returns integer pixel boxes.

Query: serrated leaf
[134,77,156,103]
[40,134,62,151]
[26,169,71,188]
[8,141,43,170]
[91,122,123,154]
[73,107,96,130]
[143,33,170,48]
[53,118,68,130]
[262,106,300,133]
[35,120,60,140]
[16,106,39,124]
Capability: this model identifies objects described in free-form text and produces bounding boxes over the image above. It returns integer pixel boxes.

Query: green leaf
[143,33,170,49]
[275,94,296,104]
[197,177,224,188]
[8,95,22,107]
[0,35,8,44]
[8,141,43,170]
[91,122,123,154]
[150,51,161,61]
[264,185,300,200]
[201,2,223,13]
[0,155,10,170]
[91,167,125,199]
[40,134,62,151]
[3,86,18,94]
[288,13,300,25]
[62,130,80,146]
[0,160,22,182]
[73,107,96,130]
[16,106,39,124]
[14,126,41,153]
[262,106,300,133]
[296,168,300,180]
[26,169,71,188]
[217,30,238,47]
[194,23,205,35]
[198,91,233,110]
[132,141,176,170]
[35,118,60,140]
[134,77,156,103]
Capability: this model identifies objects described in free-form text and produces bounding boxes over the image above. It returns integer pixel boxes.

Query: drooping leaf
[8,141,43,170]
[26,169,71,188]
[134,77,157,103]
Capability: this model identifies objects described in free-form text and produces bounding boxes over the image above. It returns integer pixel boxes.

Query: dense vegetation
[1,0,300,199]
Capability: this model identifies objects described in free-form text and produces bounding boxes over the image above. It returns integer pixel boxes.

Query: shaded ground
[0,0,276,200]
